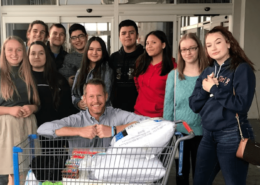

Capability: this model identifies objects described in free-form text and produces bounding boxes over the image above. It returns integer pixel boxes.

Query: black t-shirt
[32,71,77,127]
[0,66,31,107]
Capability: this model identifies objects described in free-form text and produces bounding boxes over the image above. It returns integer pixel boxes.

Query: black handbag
[235,114,260,165]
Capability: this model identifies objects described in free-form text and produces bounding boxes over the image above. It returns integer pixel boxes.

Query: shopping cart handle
[174,120,193,134]
[182,121,193,133]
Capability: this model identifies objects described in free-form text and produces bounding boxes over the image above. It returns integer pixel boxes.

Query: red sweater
[134,59,177,117]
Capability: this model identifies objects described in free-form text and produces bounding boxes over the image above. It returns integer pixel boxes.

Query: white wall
[242,0,260,119]
[232,0,242,42]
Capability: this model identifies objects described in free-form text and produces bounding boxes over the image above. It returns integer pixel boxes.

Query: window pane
[68,22,111,54]
[118,0,175,4]
[2,0,56,5]
[6,23,29,43]
[177,0,231,3]
[85,23,98,31]
[59,0,103,5]
[58,0,175,5]
[181,17,185,27]
[190,17,198,25]
[5,22,111,54]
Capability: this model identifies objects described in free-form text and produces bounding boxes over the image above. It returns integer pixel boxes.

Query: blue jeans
[193,123,254,185]
[0,175,8,185]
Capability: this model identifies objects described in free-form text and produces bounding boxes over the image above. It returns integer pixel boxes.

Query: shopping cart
[13,120,194,185]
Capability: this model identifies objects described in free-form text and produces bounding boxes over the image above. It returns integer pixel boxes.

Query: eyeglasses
[180,46,198,53]
[70,34,86,41]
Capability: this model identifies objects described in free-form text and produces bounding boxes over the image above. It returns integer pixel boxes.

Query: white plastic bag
[24,169,41,185]
[90,154,165,183]
[108,118,176,157]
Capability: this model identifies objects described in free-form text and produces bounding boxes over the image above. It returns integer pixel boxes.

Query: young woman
[163,33,208,185]
[189,26,255,185]
[28,41,76,153]
[27,20,49,47]
[28,41,76,127]
[72,36,113,110]
[0,36,40,184]
[134,30,177,117]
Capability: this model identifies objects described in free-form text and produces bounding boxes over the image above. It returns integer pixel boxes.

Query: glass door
[1,16,113,54]
[60,17,113,54]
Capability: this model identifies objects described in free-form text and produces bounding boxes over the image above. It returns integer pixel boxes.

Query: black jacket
[32,71,77,127]
[47,41,68,70]
[109,44,144,112]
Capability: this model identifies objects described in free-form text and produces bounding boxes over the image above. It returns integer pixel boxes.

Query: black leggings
[175,134,202,185]
[0,175,8,185]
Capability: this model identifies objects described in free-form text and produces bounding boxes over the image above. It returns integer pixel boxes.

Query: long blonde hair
[0,36,40,105]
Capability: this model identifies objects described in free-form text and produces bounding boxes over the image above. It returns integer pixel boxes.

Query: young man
[109,19,144,112]
[59,23,88,87]
[37,78,147,149]
[27,20,49,46]
[47,24,68,70]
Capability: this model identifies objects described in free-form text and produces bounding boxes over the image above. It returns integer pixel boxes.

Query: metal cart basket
[13,120,194,185]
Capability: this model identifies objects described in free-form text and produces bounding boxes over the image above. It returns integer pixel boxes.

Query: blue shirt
[37,106,147,150]
[53,53,59,58]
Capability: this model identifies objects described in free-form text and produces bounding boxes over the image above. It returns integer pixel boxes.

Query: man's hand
[96,124,112,138]
[78,125,97,139]
[78,100,87,110]
[68,75,75,87]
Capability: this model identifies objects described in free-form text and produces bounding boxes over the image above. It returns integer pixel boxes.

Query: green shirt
[163,70,202,135]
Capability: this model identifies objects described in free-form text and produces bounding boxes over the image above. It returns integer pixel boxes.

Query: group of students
[0,18,256,185]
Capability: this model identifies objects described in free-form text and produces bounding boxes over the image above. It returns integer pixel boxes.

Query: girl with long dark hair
[72,36,113,110]
[28,41,75,154]
[189,26,255,185]
[134,30,177,117]
[28,41,75,127]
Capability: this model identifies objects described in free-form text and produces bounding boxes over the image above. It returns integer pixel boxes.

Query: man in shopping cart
[37,78,148,149]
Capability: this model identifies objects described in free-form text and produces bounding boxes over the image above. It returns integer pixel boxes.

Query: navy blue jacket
[189,58,255,131]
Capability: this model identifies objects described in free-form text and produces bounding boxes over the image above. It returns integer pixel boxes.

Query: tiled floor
[167,119,260,185]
